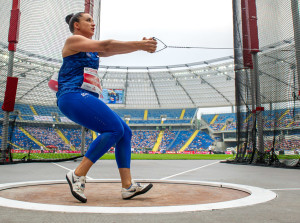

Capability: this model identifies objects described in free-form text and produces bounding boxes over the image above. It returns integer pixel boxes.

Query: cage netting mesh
[234,0,300,167]
[0,0,101,163]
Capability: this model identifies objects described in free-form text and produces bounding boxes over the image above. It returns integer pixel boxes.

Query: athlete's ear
[74,22,80,31]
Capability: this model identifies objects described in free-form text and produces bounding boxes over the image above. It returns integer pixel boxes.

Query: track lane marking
[52,162,94,180]
[160,161,220,180]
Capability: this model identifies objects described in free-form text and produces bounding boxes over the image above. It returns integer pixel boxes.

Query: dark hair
[65,12,85,33]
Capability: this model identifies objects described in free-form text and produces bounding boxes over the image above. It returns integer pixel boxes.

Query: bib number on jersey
[81,67,102,95]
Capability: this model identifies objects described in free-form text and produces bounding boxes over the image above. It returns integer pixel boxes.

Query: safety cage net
[233,0,300,167]
[0,0,101,163]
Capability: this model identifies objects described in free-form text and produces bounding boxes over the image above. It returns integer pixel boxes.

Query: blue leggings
[57,92,132,168]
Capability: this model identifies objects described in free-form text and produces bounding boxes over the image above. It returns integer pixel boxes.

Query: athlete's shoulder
[66,35,89,42]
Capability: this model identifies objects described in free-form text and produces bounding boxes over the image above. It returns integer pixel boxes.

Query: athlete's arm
[98,37,157,57]
[65,35,157,57]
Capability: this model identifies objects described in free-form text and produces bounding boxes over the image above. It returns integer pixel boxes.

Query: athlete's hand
[141,37,157,53]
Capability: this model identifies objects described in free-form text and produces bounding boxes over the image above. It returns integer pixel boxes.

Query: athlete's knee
[124,125,132,138]
[112,123,124,141]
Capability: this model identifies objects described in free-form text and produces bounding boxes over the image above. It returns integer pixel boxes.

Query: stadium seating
[131,130,159,150]
[264,136,300,151]
[169,130,194,151]
[201,114,216,124]
[33,105,65,117]
[164,120,191,124]
[130,120,161,124]
[24,127,68,150]
[12,128,40,149]
[148,109,182,119]
[159,130,179,150]
[2,104,299,153]
[14,104,34,116]
[187,131,214,150]
[60,128,93,150]
[2,125,299,152]
[202,109,300,131]
[184,108,197,119]
[113,109,144,119]
[1,103,198,126]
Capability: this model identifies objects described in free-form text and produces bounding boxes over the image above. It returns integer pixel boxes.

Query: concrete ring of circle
[0,179,277,214]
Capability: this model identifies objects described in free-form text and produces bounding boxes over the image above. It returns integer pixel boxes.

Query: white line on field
[160,161,220,180]
[52,162,94,180]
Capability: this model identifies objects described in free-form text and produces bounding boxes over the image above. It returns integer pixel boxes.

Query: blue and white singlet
[56,52,100,99]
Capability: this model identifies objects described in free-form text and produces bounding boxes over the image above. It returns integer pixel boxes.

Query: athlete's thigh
[113,110,132,135]
[58,93,122,133]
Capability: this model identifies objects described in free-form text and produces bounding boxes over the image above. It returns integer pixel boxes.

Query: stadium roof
[0,39,296,109]
[0,0,296,109]
[0,0,237,109]
[0,44,235,109]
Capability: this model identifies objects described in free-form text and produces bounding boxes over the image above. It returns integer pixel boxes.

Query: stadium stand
[184,108,197,119]
[159,130,178,150]
[202,109,300,132]
[1,104,198,126]
[164,120,191,124]
[3,101,300,155]
[148,109,182,119]
[113,109,144,119]
[24,127,67,150]
[14,104,34,116]
[130,120,161,124]
[187,131,214,150]
[131,130,159,150]
[4,102,300,154]
[33,105,65,117]
[169,130,194,151]
[60,128,93,150]
[12,127,40,149]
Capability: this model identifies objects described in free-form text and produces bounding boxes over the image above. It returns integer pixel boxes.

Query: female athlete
[57,12,157,203]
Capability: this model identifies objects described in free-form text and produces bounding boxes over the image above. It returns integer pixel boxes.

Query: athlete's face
[75,13,95,38]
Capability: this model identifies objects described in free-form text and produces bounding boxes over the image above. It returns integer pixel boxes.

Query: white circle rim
[0,179,277,213]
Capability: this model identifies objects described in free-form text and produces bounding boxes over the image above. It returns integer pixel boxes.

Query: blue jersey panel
[56,52,100,99]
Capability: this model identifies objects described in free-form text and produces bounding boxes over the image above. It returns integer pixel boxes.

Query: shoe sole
[123,183,153,200]
[66,174,87,203]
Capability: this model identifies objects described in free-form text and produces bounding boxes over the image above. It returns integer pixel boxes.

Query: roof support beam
[0,66,38,87]
[124,67,129,105]
[166,66,196,107]
[147,67,160,107]
[261,54,294,66]
[100,67,108,87]
[259,70,294,89]
[185,64,233,106]
[16,77,49,102]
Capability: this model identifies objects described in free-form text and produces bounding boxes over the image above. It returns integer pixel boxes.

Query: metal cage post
[1,0,20,162]
[291,0,300,96]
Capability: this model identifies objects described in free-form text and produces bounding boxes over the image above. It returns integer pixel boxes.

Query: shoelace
[74,176,86,192]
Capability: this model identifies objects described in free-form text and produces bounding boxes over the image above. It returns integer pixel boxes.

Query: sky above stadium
[99,0,234,67]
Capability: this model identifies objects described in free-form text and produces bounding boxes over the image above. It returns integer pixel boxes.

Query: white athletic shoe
[121,180,153,200]
[66,170,87,203]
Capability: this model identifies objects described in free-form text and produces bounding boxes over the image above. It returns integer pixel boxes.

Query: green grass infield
[10,153,233,160]
[11,152,299,161]
[100,153,233,160]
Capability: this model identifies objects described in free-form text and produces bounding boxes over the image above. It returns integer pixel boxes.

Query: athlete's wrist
[135,41,144,51]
